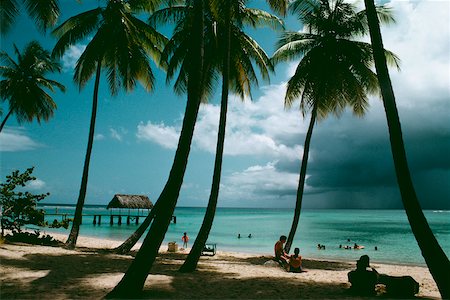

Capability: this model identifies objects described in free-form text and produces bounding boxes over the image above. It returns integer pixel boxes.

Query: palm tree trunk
[112,203,159,254]
[0,108,13,133]
[364,0,450,297]
[179,2,232,273]
[106,1,205,297]
[285,105,317,254]
[66,62,101,249]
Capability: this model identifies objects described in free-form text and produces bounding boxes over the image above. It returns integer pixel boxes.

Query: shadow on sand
[0,244,435,299]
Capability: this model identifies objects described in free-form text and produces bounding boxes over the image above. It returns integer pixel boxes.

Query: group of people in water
[237,233,252,238]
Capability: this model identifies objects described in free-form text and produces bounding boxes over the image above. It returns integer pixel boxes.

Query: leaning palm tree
[107,1,207,297]
[0,41,65,133]
[1,0,60,35]
[111,0,218,255]
[179,0,285,273]
[272,0,399,253]
[52,0,167,248]
[364,0,450,297]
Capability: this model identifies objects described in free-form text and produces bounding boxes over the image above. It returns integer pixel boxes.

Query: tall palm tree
[364,0,450,297]
[272,0,399,253]
[0,41,65,133]
[179,0,285,273]
[107,0,206,297]
[52,0,167,248]
[1,0,60,35]
[111,0,218,255]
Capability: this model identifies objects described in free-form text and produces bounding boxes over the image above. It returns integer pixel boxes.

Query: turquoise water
[39,205,450,266]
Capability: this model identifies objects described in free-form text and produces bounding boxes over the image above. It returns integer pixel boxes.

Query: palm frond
[0,0,19,35]
[52,7,102,58]
[24,0,60,32]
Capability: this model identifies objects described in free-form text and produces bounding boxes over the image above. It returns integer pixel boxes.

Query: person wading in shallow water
[182,232,189,248]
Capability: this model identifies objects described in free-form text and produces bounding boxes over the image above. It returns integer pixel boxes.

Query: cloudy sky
[1,0,449,209]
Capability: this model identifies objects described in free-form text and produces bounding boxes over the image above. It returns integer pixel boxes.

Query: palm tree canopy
[152,1,282,101]
[52,0,168,94]
[0,40,65,124]
[273,0,400,120]
[1,0,60,35]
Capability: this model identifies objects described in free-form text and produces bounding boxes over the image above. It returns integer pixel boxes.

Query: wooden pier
[45,213,176,226]
[92,214,176,225]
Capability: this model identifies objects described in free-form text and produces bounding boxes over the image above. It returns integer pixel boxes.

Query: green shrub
[0,167,48,236]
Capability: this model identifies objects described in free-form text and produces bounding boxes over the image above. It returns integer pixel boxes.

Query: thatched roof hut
[107,194,153,210]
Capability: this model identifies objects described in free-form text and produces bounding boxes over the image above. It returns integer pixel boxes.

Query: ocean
[37,205,450,266]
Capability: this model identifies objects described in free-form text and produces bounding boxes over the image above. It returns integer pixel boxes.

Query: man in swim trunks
[274,235,289,267]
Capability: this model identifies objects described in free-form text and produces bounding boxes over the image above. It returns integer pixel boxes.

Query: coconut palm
[363,0,450,297]
[52,0,167,248]
[107,1,206,297]
[0,41,65,133]
[179,0,285,272]
[111,0,218,255]
[1,0,60,35]
[272,0,399,253]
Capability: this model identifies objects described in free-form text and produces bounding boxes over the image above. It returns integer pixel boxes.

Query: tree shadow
[0,245,437,300]
[0,248,132,299]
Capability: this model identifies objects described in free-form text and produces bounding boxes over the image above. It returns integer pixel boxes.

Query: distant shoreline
[37,203,450,211]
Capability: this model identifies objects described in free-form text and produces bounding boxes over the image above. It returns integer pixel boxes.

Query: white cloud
[136,121,180,149]
[0,127,41,152]
[62,44,86,71]
[94,134,105,141]
[381,0,450,108]
[137,84,305,161]
[109,127,127,142]
[27,179,46,190]
[219,161,304,206]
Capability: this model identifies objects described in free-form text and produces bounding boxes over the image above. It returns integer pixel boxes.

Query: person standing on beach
[182,232,189,248]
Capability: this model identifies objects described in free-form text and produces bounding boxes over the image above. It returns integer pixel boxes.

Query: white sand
[0,232,441,299]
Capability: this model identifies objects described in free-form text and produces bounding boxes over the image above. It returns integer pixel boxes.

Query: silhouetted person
[348,255,378,296]
[238,233,241,238]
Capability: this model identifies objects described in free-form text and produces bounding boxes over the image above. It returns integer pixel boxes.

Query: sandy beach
[0,232,441,299]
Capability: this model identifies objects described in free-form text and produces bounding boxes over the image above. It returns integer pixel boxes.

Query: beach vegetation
[180,0,285,273]
[0,40,65,133]
[0,0,60,35]
[51,0,167,249]
[108,0,207,297]
[272,0,399,254]
[364,0,450,297]
[0,167,47,236]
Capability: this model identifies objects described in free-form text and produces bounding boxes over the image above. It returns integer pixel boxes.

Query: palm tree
[0,41,65,133]
[52,0,167,248]
[363,0,450,297]
[179,0,285,273]
[107,1,206,297]
[272,0,399,253]
[1,0,60,35]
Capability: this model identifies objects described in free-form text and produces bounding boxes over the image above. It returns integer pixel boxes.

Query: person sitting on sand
[289,248,306,273]
[274,235,289,266]
[348,255,379,295]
